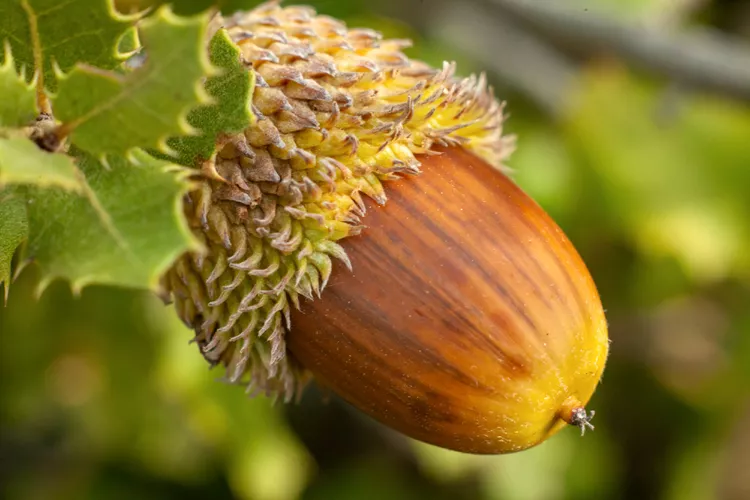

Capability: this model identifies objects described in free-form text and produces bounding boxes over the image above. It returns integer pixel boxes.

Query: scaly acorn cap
[162,1,514,401]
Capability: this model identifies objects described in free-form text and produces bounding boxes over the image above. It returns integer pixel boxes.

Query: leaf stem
[20,0,51,114]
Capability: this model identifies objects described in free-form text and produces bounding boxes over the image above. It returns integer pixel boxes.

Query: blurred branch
[426,0,577,116]
[484,0,750,102]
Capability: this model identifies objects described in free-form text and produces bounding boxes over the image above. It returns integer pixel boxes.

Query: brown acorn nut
[287,145,609,454]
[161,2,609,456]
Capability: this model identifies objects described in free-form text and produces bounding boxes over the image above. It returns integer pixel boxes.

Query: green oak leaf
[118,26,141,57]
[0,0,137,92]
[0,50,37,128]
[52,6,213,156]
[0,136,83,191]
[161,28,255,166]
[22,148,199,294]
[112,0,261,17]
[0,188,29,302]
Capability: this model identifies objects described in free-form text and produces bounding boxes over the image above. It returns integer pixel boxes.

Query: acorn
[162,1,609,454]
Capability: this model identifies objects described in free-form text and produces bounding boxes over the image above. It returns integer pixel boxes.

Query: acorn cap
[163,1,514,400]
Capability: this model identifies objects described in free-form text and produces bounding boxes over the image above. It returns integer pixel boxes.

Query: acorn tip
[568,407,596,436]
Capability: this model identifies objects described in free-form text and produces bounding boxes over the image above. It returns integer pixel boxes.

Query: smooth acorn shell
[287,146,609,454]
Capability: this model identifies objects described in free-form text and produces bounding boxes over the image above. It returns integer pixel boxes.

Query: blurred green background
[2,0,750,499]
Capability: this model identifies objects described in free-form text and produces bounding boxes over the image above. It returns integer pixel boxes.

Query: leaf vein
[66,41,196,134]
[35,0,78,18]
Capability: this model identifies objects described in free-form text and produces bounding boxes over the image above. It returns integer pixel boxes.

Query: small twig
[27,113,61,152]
